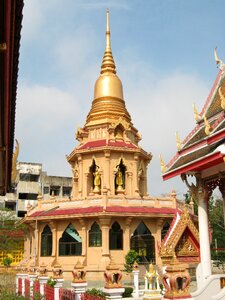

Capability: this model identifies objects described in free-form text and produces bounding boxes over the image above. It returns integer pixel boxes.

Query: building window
[89,222,102,247]
[59,224,82,256]
[41,225,52,256]
[18,193,38,200]
[19,173,39,182]
[62,187,72,197]
[109,222,123,250]
[43,186,50,194]
[50,186,60,196]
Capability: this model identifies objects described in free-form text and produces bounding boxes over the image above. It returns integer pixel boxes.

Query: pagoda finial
[192,103,200,122]
[101,9,116,74]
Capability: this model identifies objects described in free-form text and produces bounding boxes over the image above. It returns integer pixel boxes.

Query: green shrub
[47,277,57,287]
[124,250,139,273]
[2,257,13,267]
[122,287,133,298]
[85,288,106,299]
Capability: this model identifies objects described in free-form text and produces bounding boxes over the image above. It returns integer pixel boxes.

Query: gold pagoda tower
[22,10,180,281]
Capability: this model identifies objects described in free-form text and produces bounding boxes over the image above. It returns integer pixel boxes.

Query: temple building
[162,49,225,292]
[21,11,187,280]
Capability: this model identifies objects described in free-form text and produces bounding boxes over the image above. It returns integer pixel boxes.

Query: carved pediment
[175,232,199,257]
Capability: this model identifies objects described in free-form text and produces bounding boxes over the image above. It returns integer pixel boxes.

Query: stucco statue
[93,168,101,193]
[116,168,123,191]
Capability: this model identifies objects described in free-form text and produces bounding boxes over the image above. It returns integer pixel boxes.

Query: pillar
[134,154,139,196]
[197,187,212,287]
[78,155,83,197]
[54,278,64,300]
[39,276,48,296]
[99,218,111,267]
[124,217,132,254]
[71,282,88,300]
[79,219,87,257]
[132,269,140,299]
[104,150,111,194]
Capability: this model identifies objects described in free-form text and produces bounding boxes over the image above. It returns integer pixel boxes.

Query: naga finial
[159,154,167,173]
[175,132,182,151]
[214,47,225,71]
[219,87,225,110]
[204,115,211,136]
[192,103,200,122]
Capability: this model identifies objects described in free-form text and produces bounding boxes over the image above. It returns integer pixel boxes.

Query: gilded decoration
[192,103,201,122]
[104,259,122,289]
[162,257,192,299]
[11,139,19,183]
[72,261,86,283]
[175,132,182,151]
[159,155,167,174]
[160,206,199,264]
[39,262,48,276]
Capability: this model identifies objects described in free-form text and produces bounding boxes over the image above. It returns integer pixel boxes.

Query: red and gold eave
[162,68,225,181]
[0,0,24,195]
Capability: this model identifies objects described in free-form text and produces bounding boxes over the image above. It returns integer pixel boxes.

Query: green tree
[124,250,139,273]
[209,197,225,248]
[0,209,26,254]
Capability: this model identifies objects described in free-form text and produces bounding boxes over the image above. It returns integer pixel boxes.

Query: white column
[54,278,64,300]
[132,270,139,299]
[71,282,88,300]
[29,274,37,298]
[39,276,48,296]
[197,189,212,287]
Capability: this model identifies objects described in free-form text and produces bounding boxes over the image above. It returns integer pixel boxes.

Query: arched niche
[115,159,126,194]
[88,159,101,195]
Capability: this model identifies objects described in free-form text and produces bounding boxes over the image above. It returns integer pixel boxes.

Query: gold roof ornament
[86,9,131,126]
[159,154,167,173]
[192,103,200,122]
[11,139,19,183]
[214,47,224,66]
[219,87,225,110]
[175,132,182,151]
[204,115,211,136]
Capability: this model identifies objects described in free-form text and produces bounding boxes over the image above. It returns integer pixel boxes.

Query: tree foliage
[209,197,225,249]
[124,250,139,273]
[0,209,27,253]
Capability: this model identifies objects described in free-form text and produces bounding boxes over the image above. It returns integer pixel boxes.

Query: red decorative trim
[78,139,137,150]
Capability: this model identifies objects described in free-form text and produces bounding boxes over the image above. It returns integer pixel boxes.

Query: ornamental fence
[59,287,76,300]
[45,283,55,300]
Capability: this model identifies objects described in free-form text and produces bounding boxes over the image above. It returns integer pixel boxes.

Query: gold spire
[101,9,116,74]
[86,10,131,126]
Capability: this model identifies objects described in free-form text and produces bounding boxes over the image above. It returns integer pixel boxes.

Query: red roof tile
[29,206,177,218]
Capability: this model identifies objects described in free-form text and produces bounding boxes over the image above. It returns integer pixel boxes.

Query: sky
[15,0,225,197]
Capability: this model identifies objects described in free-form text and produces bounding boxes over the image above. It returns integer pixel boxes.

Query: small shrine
[160,206,200,266]
[143,263,162,300]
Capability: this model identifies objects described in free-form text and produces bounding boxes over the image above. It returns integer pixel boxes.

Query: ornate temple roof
[162,58,225,181]
[160,206,200,264]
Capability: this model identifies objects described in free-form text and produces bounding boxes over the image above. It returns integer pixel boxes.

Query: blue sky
[16,0,225,197]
